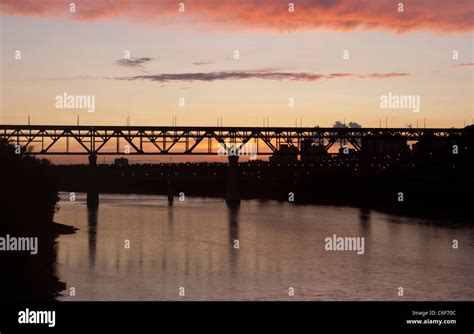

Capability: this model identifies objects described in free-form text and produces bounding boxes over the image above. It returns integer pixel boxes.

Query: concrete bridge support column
[226,155,241,205]
[87,154,99,208]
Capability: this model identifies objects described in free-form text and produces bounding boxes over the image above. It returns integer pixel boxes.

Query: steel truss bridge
[0,125,463,155]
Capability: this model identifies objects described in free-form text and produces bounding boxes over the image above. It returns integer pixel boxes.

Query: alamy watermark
[217,140,257,160]
[0,234,38,255]
[18,308,55,327]
[324,234,365,255]
[55,92,95,113]
[380,92,420,112]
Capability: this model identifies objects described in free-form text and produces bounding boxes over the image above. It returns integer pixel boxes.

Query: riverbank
[0,139,77,301]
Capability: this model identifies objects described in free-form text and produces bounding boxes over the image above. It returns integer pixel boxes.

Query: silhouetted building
[362,137,409,155]
[301,139,328,162]
[114,157,129,167]
[412,137,457,156]
[269,144,298,163]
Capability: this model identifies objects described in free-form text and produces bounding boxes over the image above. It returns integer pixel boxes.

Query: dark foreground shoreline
[0,219,77,302]
[0,139,77,301]
[51,221,78,235]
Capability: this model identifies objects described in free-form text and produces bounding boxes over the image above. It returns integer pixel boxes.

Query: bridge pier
[226,155,240,205]
[87,154,99,208]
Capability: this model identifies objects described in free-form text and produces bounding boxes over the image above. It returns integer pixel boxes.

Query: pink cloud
[0,0,472,34]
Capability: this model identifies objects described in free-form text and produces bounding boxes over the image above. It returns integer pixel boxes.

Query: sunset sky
[1,0,473,137]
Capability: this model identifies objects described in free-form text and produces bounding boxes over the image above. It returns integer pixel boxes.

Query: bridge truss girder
[0,125,463,155]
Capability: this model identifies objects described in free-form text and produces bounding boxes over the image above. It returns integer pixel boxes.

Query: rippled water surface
[55,193,474,300]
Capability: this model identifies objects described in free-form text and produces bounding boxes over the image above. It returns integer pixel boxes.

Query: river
[55,192,473,301]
